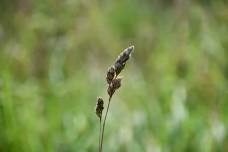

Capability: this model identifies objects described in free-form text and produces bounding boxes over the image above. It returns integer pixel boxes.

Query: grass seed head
[96,45,134,152]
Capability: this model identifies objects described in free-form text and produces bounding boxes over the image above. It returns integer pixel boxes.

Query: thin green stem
[100,95,112,152]
[98,117,102,152]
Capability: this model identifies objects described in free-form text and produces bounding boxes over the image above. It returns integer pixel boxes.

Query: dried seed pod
[106,66,116,84]
[96,97,104,119]
[112,77,122,90]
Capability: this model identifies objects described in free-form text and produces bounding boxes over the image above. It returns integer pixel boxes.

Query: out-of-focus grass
[0,0,228,151]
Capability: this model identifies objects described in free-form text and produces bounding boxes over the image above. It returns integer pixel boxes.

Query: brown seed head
[96,97,104,119]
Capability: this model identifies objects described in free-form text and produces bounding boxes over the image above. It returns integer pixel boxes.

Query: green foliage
[0,0,228,151]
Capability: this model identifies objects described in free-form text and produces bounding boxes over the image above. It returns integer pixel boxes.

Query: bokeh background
[0,0,228,151]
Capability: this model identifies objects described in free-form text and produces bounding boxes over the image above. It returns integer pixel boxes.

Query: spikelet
[106,66,116,84]
[96,97,104,119]
[114,46,134,75]
[112,77,122,90]
[107,77,122,97]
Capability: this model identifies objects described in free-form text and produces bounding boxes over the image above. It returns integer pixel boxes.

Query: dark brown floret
[106,66,116,84]
[115,46,134,63]
[114,46,134,76]
[114,62,125,76]
[112,78,122,90]
[107,77,122,97]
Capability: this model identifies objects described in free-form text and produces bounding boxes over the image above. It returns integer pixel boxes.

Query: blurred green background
[0,0,228,151]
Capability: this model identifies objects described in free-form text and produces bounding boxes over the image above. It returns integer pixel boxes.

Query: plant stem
[98,117,102,152]
[100,95,112,152]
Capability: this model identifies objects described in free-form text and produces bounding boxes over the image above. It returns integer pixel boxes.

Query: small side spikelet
[96,97,104,119]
